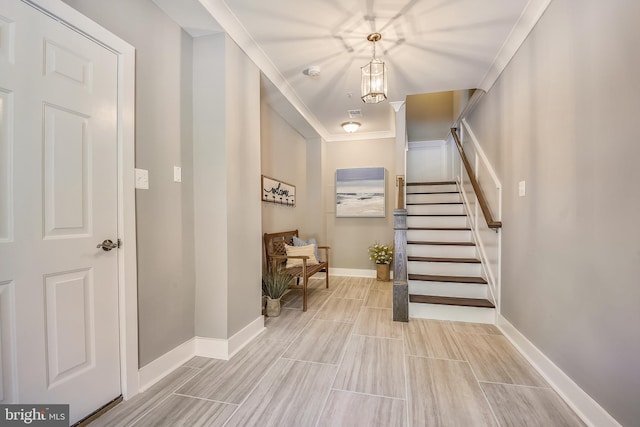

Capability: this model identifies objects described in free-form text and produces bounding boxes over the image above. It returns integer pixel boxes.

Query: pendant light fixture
[361,33,387,104]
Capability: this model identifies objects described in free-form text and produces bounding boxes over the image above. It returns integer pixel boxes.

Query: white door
[0,0,121,423]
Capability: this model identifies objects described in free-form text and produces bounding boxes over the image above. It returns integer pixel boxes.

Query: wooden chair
[263,230,329,311]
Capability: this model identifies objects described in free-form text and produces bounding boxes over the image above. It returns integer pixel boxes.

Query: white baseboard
[498,315,621,427]
[138,316,264,392]
[138,337,196,392]
[330,268,394,279]
[330,268,374,278]
[196,315,265,360]
[194,336,228,360]
[227,316,265,358]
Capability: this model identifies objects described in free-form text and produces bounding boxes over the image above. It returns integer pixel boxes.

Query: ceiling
[153,0,546,141]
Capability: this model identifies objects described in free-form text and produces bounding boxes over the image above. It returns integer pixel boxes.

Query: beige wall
[61,0,196,367]
[260,113,397,273]
[406,91,454,142]
[323,138,396,271]
[260,100,310,237]
[466,0,640,424]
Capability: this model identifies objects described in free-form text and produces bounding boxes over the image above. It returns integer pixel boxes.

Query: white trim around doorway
[25,0,140,399]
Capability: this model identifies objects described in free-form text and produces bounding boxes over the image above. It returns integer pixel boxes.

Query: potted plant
[262,268,293,317]
[368,242,394,281]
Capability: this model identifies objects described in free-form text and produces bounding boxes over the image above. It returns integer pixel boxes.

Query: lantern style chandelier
[361,33,387,104]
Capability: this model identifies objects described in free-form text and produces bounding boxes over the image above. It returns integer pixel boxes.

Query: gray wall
[323,138,396,270]
[224,36,262,337]
[466,0,640,425]
[193,34,262,339]
[193,34,227,339]
[61,0,196,367]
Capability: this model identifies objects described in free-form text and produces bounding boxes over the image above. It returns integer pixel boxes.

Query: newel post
[393,209,408,322]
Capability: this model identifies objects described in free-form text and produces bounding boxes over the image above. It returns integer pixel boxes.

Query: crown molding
[151,0,223,37]
[197,0,330,139]
[478,0,553,92]
[324,130,396,142]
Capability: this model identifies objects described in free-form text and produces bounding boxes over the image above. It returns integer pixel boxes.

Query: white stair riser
[408,261,482,277]
[407,229,472,242]
[409,280,488,299]
[406,193,461,204]
[407,216,468,228]
[407,184,457,193]
[407,204,466,215]
[409,303,495,324]
[407,244,477,258]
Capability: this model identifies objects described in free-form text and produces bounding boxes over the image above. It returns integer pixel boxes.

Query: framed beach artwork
[262,175,296,207]
[335,167,386,217]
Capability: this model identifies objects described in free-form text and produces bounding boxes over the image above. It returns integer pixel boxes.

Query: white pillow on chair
[284,243,319,268]
[293,236,319,260]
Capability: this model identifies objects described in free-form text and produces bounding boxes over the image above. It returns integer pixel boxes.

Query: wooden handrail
[450,128,502,229]
[396,176,405,209]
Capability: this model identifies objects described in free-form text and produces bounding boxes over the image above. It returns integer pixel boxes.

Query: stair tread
[407,241,476,246]
[408,256,481,264]
[409,294,495,308]
[407,214,467,217]
[407,181,456,186]
[408,227,471,231]
[409,274,487,284]
[407,202,463,205]
[407,191,459,195]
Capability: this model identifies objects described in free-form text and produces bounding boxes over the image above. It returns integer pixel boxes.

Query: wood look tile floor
[91,276,584,427]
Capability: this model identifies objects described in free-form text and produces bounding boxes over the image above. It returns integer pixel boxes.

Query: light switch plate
[135,168,149,190]
[518,180,526,197]
[174,166,182,183]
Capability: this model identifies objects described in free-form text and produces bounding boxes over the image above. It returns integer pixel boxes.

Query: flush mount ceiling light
[341,121,361,133]
[361,33,387,104]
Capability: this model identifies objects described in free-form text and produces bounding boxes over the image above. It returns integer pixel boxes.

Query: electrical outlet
[518,180,526,197]
[174,166,182,183]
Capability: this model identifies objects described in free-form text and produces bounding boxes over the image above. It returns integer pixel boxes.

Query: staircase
[405,181,495,323]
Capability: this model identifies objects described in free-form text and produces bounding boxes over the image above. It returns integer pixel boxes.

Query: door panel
[43,104,90,237]
[44,269,94,388]
[0,280,17,403]
[0,1,121,423]
[0,88,11,241]
[44,39,93,90]
[0,14,15,64]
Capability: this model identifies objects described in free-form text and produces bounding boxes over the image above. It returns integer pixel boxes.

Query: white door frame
[24,0,139,399]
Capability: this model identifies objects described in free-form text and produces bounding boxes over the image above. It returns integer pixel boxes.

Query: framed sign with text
[261,175,296,207]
